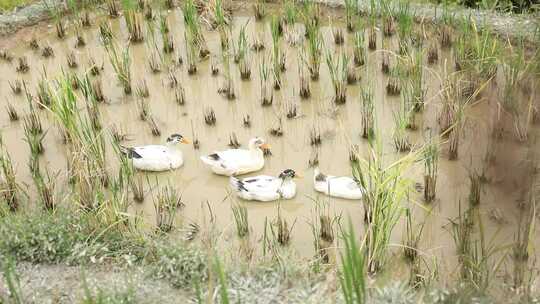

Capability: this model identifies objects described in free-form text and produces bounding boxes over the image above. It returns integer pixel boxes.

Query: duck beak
[260,143,271,149]
[294,173,303,179]
[181,138,191,144]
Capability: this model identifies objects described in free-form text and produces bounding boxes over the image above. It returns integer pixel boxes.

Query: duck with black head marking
[120,133,190,171]
[200,137,270,176]
[229,169,301,202]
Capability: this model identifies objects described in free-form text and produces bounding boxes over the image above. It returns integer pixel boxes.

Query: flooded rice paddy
[0,1,539,279]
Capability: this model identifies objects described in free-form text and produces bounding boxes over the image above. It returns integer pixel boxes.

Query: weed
[232,203,249,238]
[154,184,183,232]
[339,220,366,304]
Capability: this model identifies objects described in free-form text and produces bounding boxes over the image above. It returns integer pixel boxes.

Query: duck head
[166,134,190,145]
[248,137,270,150]
[279,169,301,180]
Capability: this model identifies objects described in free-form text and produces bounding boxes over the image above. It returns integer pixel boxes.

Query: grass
[0,0,34,11]
[232,203,249,238]
[360,85,375,139]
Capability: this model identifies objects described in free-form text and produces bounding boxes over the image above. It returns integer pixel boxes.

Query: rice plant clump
[423,138,439,203]
[360,86,375,139]
[154,184,183,233]
[326,51,348,104]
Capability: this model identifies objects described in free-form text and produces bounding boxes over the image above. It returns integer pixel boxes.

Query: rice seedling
[239,54,252,80]
[468,171,482,207]
[386,68,401,96]
[339,220,366,304]
[423,137,439,203]
[344,0,358,32]
[219,52,236,100]
[427,43,438,65]
[23,109,43,136]
[310,127,321,146]
[211,56,219,76]
[136,79,150,98]
[0,137,19,211]
[91,79,105,103]
[360,86,375,139]
[259,56,273,106]
[272,207,294,246]
[333,26,345,45]
[88,56,102,76]
[448,102,464,161]
[41,44,54,58]
[75,30,87,48]
[99,21,114,45]
[66,52,78,68]
[130,174,144,203]
[137,98,150,121]
[110,124,128,143]
[400,84,418,131]
[392,99,412,152]
[9,80,22,95]
[326,51,348,104]
[204,107,216,126]
[270,16,284,90]
[449,205,502,291]
[0,49,13,62]
[147,116,160,136]
[159,14,174,53]
[353,30,366,67]
[308,149,319,167]
[185,31,198,75]
[286,102,298,119]
[253,0,265,20]
[512,191,535,292]
[182,0,209,58]
[107,0,120,17]
[352,139,415,273]
[242,114,251,128]
[122,0,144,43]
[367,26,377,51]
[29,38,39,50]
[16,56,29,73]
[409,52,425,112]
[309,202,337,264]
[154,183,183,232]
[231,203,249,238]
[45,2,66,40]
[174,85,186,105]
[403,208,424,263]
[167,70,179,88]
[347,60,358,84]
[283,0,297,25]
[269,122,283,137]
[228,132,240,148]
[32,165,56,211]
[105,42,132,94]
[305,22,322,80]
[234,23,249,63]
[6,104,18,121]
[298,57,311,99]
[23,116,45,155]
[36,75,53,108]
[349,144,359,163]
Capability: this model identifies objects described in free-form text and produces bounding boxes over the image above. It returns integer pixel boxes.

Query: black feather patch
[121,146,143,159]
[208,153,220,160]
[237,181,248,192]
[244,178,258,183]
[315,173,327,182]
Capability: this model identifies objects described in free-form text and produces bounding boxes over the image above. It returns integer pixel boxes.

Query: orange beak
[181,138,191,144]
[295,173,303,179]
[260,143,271,149]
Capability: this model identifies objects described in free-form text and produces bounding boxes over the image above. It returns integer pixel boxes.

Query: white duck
[313,167,364,200]
[230,169,299,202]
[200,137,269,176]
[121,133,189,171]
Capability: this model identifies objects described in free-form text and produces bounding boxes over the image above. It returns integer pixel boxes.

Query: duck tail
[200,153,220,166]
[229,176,243,192]
[314,167,327,183]
[119,145,141,159]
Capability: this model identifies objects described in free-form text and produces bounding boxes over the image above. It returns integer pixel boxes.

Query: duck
[313,167,364,200]
[121,133,189,171]
[230,169,300,202]
[200,137,269,176]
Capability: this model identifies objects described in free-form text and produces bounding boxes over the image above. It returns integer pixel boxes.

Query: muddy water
[1,4,539,279]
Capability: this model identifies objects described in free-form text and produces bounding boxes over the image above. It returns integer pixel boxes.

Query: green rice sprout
[231,203,249,238]
[423,136,439,203]
[154,183,183,232]
[105,42,132,95]
[392,97,411,152]
[325,51,348,104]
[353,29,366,67]
[360,85,375,139]
[339,219,366,304]
[122,0,144,42]
[0,137,19,211]
[259,55,273,106]
[270,16,284,89]
[352,138,415,273]
[344,0,358,32]
[305,22,322,80]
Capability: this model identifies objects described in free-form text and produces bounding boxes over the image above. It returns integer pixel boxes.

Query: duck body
[313,168,363,200]
[127,145,184,171]
[121,134,189,172]
[200,137,268,176]
[230,171,297,202]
